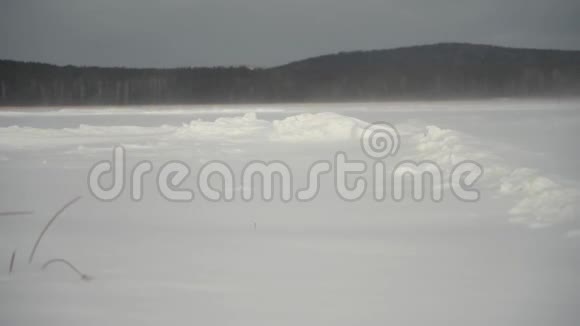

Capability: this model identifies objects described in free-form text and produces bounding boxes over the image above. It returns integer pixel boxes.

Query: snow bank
[0,112,367,149]
[0,110,577,227]
[407,125,579,226]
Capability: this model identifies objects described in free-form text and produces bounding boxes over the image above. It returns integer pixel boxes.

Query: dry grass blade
[9,250,16,274]
[28,196,82,263]
[42,258,92,281]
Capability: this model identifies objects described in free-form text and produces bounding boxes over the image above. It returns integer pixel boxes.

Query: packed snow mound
[406,125,579,226]
[0,111,577,227]
[175,112,370,143]
[0,112,369,148]
[499,168,580,225]
[174,112,272,141]
[272,113,368,142]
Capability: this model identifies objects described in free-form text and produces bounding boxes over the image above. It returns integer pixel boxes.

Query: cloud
[1,0,579,67]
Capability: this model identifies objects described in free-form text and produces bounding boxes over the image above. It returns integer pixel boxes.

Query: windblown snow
[1,100,579,326]
[0,107,577,227]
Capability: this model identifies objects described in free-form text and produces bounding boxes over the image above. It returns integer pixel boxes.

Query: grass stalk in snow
[28,196,81,263]
[42,258,92,281]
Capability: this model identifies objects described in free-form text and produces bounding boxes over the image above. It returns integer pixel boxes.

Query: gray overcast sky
[1,0,579,68]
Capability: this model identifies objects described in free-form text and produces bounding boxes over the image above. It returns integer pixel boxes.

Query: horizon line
[2,41,580,71]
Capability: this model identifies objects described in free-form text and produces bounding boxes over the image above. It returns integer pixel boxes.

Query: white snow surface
[1,99,579,325]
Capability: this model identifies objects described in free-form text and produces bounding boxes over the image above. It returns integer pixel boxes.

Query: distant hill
[1,43,579,105]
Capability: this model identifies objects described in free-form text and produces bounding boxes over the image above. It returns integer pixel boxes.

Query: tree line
[1,43,579,106]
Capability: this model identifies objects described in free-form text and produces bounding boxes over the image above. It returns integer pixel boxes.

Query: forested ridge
[1,43,579,106]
